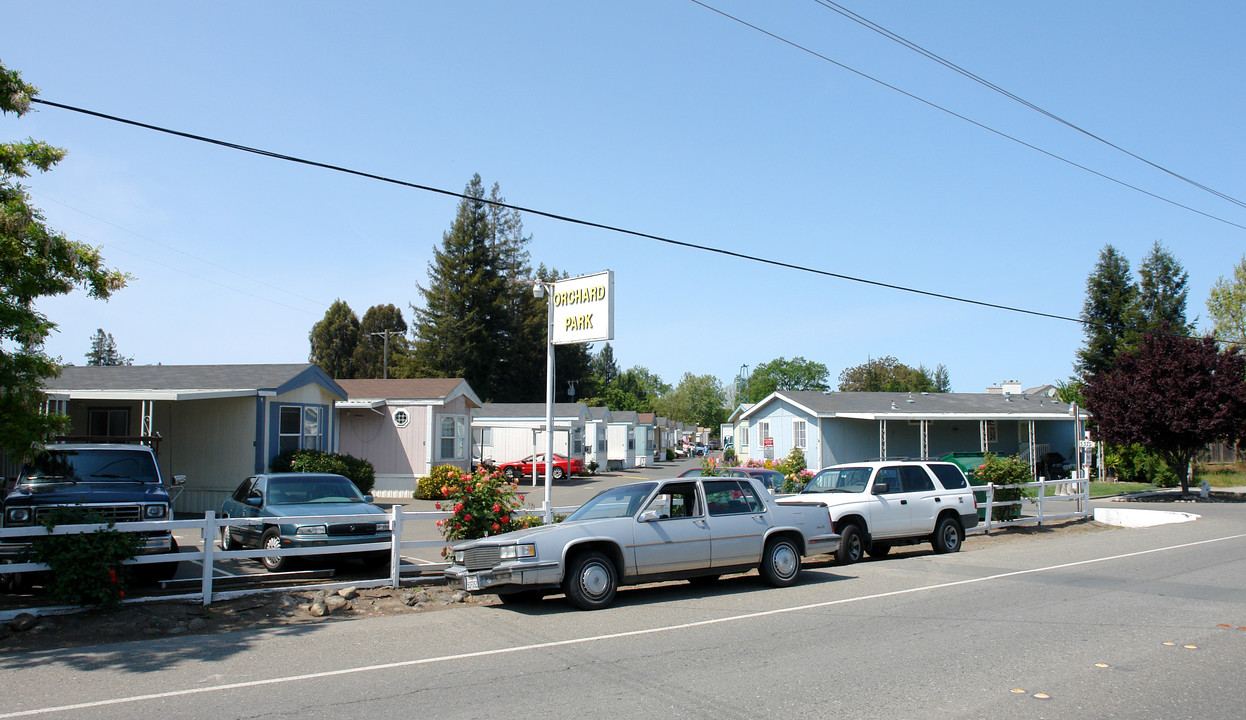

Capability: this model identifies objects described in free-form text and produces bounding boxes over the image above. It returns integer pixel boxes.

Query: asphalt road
[3,497,1243,719]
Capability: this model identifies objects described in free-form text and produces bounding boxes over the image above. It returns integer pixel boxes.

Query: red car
[498,453,584,481]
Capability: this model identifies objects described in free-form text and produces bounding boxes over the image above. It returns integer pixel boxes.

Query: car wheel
[932,516,963,554]
[220,524,236,551]
[552,466,566,480]
[260,528,290,572]
[498,589,546,606]
[760,537,801,587]
[504,466,518,480]
[563,551,617,610]
[836,523,864,565]
[867,542,892,559]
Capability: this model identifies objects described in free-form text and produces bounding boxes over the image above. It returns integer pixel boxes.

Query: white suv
[778,461,978,565]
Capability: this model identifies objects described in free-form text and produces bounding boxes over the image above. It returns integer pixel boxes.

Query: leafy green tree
[86,329,132,366]
[1,62,127,459]
[587,342,619,401]
[605,366,669,413]
[1085,331,1246,494]
[837,356,943,393]
[1126,241,1193,345]
[655,373,728,430]
[353,304,408,379]
[1075,245,1136,380]
[308,299,360,379]
[745,356,829,403]
[1207,254,1246,346]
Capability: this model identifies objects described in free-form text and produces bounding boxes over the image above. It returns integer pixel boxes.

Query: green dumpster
[940,452,988,520]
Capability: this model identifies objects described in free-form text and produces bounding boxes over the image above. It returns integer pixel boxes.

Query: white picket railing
[970,475,1092,534]
[0,505,578,611]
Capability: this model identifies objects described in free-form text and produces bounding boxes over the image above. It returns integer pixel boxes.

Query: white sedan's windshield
[802,467,872,493]
[565,483,657,521]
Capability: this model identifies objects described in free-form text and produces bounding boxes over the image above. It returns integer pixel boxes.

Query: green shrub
[434,467,537,556]
[22,507,141,607]
[699,459,724,476]
[722,447,737,465]
[1105,444,1178,487]
[665,448,676,461]
[271,449,376,495]
[417,464,465,500]
[973,453,1033,521]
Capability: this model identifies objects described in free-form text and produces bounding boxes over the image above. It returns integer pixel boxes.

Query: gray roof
[587,406,613,421]
[474,402,589,420]
[44,363,345,399]
[748,390,1082,420]
[610,410,639,424]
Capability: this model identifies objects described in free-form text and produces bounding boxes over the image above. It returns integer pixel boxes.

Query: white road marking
[4,532,1243,719]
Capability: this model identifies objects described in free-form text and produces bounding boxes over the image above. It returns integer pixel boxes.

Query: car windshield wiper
[28,475,76,483]
[89,473,143,481]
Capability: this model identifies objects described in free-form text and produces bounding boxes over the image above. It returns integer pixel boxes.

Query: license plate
[464,574,480,591]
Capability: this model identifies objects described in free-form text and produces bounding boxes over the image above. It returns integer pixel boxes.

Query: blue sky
[3,1,1243,396]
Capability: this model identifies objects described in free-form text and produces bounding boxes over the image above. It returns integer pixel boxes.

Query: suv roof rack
[53,434,163,454]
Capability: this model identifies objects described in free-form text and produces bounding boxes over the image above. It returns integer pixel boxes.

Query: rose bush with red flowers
[435,467,536,556]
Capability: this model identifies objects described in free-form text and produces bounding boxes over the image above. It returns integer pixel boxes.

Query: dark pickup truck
[1,441,184,587]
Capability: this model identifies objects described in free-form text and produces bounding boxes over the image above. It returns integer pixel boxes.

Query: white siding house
[471,403,590,467]
[584,406,613,469]
[607,410,638,469]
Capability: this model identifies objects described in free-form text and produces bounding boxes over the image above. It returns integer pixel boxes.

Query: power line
[686,1,1246,233]
[807,0,1246,211]
[33,98,1237,347]
[32,97,1087,327]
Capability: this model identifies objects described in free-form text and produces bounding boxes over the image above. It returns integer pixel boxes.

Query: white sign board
[550,270,614,345]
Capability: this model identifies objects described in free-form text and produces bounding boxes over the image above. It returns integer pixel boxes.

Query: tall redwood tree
[1085,332,1246,493]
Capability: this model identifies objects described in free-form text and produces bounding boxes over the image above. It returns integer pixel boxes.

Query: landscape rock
[9,613,38,633]
[187,618,207,632]
[338,587,358,600]
[309,601,329,617]
[324,595,349,612]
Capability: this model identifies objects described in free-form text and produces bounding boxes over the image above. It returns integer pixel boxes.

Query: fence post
[201,511,216,606]
[1037,477,1046,526]
[389,505,403,589]
[984,484,994,534]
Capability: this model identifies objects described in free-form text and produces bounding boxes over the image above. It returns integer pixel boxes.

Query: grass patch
[1088,481,1153,497]
[1195,462,1246,488]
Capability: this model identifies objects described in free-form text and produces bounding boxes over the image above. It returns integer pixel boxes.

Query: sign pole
[543,283,555,524]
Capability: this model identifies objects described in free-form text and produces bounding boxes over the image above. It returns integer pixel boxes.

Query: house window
[279,405,322,453]
[627,429,635,451]
[740,425,749,447]
[439,415,466,460]
[393,409,410,428]
[793,420,807,449]
[573,427,584,454]
[88,408,129,437]
[758,422,770,448]
[986,420,998,444]
[303,407,321,451]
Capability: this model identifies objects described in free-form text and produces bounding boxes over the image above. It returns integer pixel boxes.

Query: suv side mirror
[171,474,186,487]
[873,482,889,494]
[639,509,661,523]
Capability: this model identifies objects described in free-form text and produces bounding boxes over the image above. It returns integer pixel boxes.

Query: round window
[393,409,410,428]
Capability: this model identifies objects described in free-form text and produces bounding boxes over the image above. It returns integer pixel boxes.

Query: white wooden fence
[0,505,577,613]
[970,476,1092,534]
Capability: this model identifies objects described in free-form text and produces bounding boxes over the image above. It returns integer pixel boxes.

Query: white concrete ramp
[1093,507,1200,528]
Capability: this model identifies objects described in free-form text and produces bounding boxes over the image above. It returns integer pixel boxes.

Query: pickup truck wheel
[836,524,864,565]
[932,516,963,554]
[867,542,892,559]
[260,528,290,572]
[760,537,801,587]
[563,551,617,610]
[552,466,566,480]
[137,538,181,584]
[220,525,237,551]
[504,467,518,480]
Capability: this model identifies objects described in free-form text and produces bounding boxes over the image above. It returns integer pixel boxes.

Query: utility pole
[370,329,400,379]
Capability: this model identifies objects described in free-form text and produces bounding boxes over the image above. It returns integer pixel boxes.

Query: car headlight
[144,504,167,519]
[298,525,327,535]
[375,522,390,532]
[499,543,536,560]
[454,549,465,564]
[6,507,31,525]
